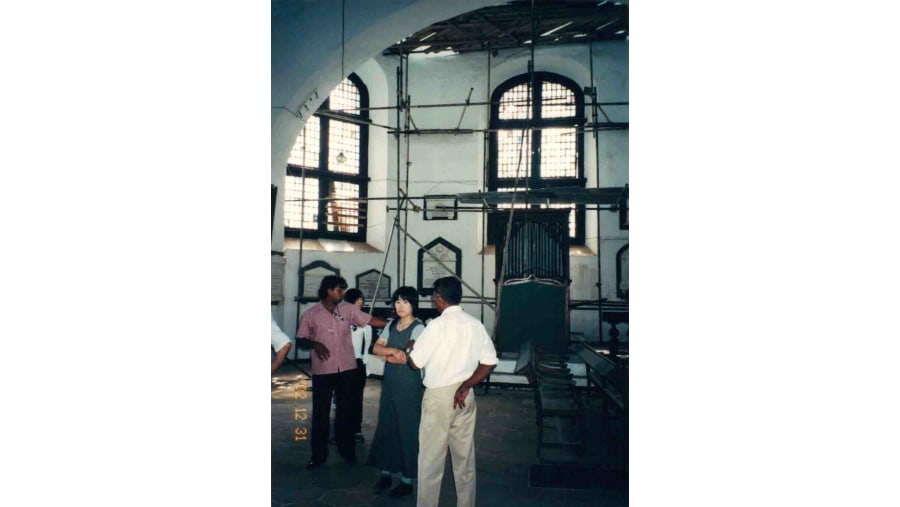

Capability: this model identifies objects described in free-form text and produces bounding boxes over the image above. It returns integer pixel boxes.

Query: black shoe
[388,483,413,498]
[305,459,324,470]
[374,476,392,490]
[354,433,365,444]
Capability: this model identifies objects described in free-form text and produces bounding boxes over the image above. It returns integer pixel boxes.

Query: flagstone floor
[272,364,627,507]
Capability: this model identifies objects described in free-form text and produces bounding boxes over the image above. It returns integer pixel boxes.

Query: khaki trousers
[417,382,477,507]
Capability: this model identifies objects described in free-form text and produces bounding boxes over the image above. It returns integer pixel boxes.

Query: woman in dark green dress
[367,286,424,498]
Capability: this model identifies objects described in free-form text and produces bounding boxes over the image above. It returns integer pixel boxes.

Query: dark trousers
[349,358,367,434]
[311,369,356,463]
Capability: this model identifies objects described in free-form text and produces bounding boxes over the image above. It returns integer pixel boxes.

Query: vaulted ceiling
[383,0,628,56]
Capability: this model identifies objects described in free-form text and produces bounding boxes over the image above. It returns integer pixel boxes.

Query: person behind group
[408,277,498,507]
[296,275,387,469]
[272,315,293,374]
[344,288,372,445]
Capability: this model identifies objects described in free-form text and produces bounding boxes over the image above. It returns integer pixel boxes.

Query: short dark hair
[391,286,419,315]
[344,288,364,305]
[432,277,461,305]
[318,275,347,300]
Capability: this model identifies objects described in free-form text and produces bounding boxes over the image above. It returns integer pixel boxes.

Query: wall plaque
[299,260,340,303]
[423,196,458,220]
[417,237,462,296]
[272,253,286,302]
[616,244,628,300]
[618,184,629,230]
[356,269,391,304]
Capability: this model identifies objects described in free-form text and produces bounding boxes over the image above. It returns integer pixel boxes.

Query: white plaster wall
[272,0,496,251]
[272,2,628,344]
[272,0,495,341]
[354,58,391,252]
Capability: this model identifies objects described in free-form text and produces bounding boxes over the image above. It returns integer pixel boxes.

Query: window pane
[498,83,532,120]
[328,120,361,174]
[540,127,577,178]
[287,117,320,168]
[284,176,319,230]
[325,181,361,234]
[497,129,532,179]
[544,203,576,239]
[329,78,360,115]
[495,186,529,211]
[541,81,576,118]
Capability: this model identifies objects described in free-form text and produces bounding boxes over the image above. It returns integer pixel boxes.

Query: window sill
[284,238,383,253]
[477,245,595,257]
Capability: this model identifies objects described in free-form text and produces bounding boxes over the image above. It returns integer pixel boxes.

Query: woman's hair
[344,288,364,305]
[391,286,419,315]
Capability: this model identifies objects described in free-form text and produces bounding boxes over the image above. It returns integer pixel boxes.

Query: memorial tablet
[423,196,458,220]
[417,237,462,296]
[272,253,286,303]
[616,244,628,300]
[299,260,340,303]
[356,269,391,304]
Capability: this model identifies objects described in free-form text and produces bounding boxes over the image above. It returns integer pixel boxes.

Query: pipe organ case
[493,210,571,353]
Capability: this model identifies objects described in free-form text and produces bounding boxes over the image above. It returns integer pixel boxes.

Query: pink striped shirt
[296,301,373,375]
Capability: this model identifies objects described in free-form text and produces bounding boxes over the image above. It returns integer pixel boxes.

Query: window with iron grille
[284,74,369,241]
[488,72,586,245]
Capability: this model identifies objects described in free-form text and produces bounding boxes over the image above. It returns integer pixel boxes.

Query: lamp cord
[341,0,346,80]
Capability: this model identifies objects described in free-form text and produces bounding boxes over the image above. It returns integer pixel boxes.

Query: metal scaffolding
[287,31,628,347]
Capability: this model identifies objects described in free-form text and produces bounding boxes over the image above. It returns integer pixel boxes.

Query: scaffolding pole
[494,0,537,342]
[481,46,491,325]
[327,99,629,114]
[369,209,400,315]
[395,58,403,288]
[293,161,308,363]
[393,220,494,311]
[403,54,411,286]
[590,41,605,344]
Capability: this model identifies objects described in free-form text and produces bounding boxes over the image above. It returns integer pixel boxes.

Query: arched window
[616,243,628,300]
[488,72,586,244]
[284,74,369,241]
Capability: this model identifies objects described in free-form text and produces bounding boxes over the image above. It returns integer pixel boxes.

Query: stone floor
[272,363,628,506]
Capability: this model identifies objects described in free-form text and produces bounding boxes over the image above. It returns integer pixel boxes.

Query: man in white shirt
[271,315,293,374]
[344,288,373,444]
[408,277,498,507]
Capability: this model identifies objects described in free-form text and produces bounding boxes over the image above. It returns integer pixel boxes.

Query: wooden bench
[577,344,627,407]
[575,343,628,454]
[529,345,585,464]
